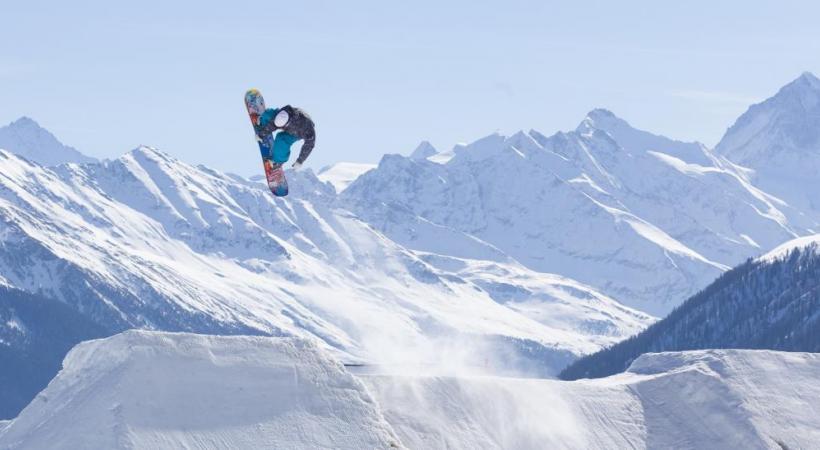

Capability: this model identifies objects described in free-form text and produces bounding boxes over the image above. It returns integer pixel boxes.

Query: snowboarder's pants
[259,131,315,165]
[272,131,299,164]
[258,132,298,164]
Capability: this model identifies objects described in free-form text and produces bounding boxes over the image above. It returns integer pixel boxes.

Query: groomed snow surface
[2,331,818,449]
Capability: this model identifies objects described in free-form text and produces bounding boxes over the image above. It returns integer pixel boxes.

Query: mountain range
[0,116,660,418]
[2,72,820,421]
[339,74,820,315]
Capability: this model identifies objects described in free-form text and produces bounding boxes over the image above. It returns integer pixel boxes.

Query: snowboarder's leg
[272,131,299,164]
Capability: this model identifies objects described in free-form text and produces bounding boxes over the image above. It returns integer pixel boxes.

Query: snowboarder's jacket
[257,105,316,165]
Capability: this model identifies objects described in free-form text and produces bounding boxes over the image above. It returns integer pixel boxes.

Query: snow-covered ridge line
[340,103,808,315]
[759,233,820,262]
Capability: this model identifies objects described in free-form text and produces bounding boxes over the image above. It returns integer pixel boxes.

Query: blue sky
[2,1,819,174]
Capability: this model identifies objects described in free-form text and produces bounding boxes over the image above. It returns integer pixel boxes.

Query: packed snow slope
[361,349,820,450]
[561,234,820,381]
[0,126,652,377]
[341,109,804,315]
[3,331,819,450]
[0,331,403,449]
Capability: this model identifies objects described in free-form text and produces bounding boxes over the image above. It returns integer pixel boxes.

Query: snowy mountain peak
[714,73,820,212]
[789,71,820,92]
[409,140,438,160]
[577,108,630,134]
[577,108,625,132]
[447,132,510,163]
[125,145,174,162]
[0,117,96,166]
[586,108,618,121]
[760,71,820,111]
[8,116,39,129]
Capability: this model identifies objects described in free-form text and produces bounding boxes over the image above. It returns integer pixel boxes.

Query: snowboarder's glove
[292,161,303,171]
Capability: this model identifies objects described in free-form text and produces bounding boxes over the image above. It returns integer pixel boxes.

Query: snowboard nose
[245,89,266,115]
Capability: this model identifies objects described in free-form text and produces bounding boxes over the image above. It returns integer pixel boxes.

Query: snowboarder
[244,89,316,196]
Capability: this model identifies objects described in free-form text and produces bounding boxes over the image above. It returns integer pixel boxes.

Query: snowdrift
[3,331,819,449]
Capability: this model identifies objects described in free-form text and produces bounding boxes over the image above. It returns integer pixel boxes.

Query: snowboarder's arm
[295,129,315,165]
[258,108,281,135]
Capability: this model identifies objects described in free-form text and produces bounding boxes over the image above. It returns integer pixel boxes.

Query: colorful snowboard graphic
[245,89,289,197]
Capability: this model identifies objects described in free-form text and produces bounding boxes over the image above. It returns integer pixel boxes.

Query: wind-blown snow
[3,332,818,449]
[361,349,820,449]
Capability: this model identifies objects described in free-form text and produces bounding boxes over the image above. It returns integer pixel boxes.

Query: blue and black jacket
[257,105,316,165]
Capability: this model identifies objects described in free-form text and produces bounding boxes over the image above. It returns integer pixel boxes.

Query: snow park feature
[1,331,819,449]
[0,332,403,449]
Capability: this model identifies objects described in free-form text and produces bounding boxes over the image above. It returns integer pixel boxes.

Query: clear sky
[2,1,819,175]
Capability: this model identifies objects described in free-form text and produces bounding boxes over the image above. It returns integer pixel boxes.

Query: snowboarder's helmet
[274,109,290,127]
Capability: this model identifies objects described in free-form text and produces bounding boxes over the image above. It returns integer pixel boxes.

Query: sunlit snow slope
[0,331,403,449]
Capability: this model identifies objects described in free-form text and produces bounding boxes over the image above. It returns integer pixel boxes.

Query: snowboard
[245,88,288,197]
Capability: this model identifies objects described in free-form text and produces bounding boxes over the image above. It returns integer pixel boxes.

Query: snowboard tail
[245,89,289,197]
[264,160,288,197]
